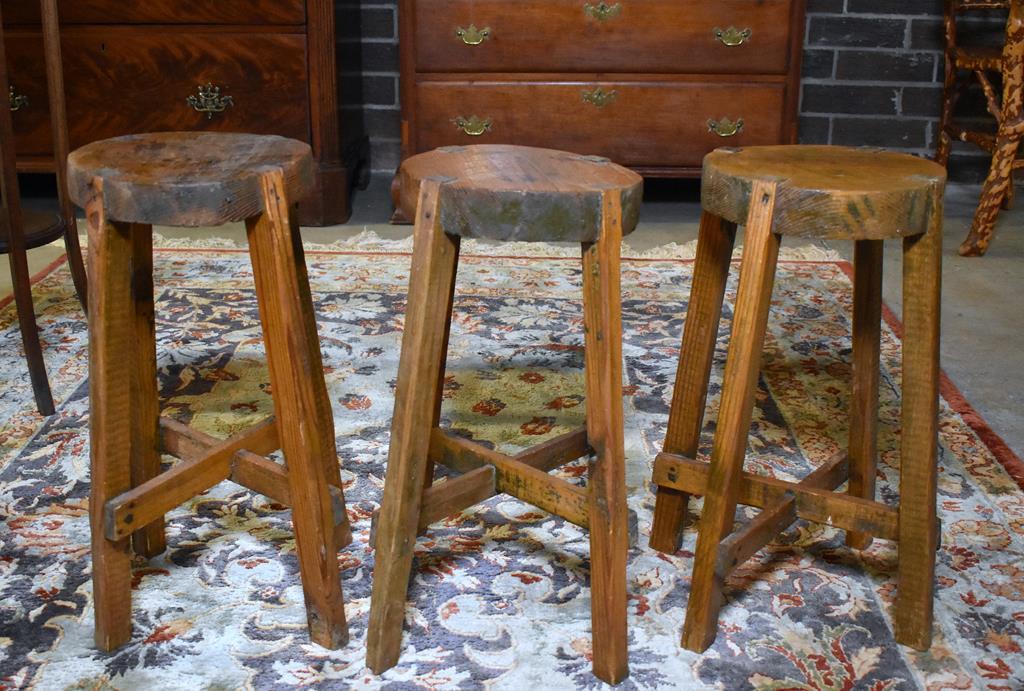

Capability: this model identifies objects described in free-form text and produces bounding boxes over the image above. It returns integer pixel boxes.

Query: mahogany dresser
[2,0,366,225]
[396,0,806,209]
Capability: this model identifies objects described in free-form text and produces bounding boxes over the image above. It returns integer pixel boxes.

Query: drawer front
[414,81,786,168]
[414,0,794,75]
[5,34,53,156]
[61,32,310,149]
[2,0,305,26]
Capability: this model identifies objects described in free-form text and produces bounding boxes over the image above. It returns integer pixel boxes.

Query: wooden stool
[648,145,945,653]
[367,145,642,685]
[67,132,352,652]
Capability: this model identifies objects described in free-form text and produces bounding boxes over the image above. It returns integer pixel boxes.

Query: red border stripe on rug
[0,253,70,312]
[836,260,1024,491]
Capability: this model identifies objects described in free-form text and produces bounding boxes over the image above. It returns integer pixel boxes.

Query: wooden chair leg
[650,212,737,553]
[846,239,883,550]
[960,132,1022,256]
[247,171,348,649]
[85,179,134,650]
[894,211,942,650]
[580,192,629,685]
[682,181,780,653]
[129,224,165,558]
[63,220,89,312]
[7,236,55,415]
[366,178,460,674]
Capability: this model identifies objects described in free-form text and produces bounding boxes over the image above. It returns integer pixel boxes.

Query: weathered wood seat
[702,145,945,239]
[649,144,946,654]
[394,144,643,241]
[368,144,640,685]
[68,131,351,653]
[68,132,315,227]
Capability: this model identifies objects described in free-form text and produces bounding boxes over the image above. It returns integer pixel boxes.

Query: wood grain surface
[702,145,947,240]
[67,132,315,226]
[395,144,642,241]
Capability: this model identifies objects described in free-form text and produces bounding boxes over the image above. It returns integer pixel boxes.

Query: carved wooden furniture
[0,0,86,415]
[649,146,945,653]
[68,132,352,651]
[936,0,1022,255]
[2,0,365,225]
[394,0,805,215]
[368,145,641,685]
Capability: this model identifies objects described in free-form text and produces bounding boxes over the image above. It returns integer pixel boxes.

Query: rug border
[4,249,1020,491]
[834,261,1024,491]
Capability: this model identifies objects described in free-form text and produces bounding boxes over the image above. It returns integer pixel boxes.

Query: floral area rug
[0,235,1022,690]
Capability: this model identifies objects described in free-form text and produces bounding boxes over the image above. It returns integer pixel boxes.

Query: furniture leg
[682,181,780,653]
[650,212,737,553]
[128,224,165,558]
[285,208,351,542]
[846,240,883,550]
[960,1,1024,255]
[247,171,348,648]
[580,192,629,685]
[85,179,134,650]
[894,211,942,650]
[6,235,54,415]
[366,179,460,673]
[420,235,460,506]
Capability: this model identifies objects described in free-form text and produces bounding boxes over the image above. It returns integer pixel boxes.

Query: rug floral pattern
[0,243,1022,690]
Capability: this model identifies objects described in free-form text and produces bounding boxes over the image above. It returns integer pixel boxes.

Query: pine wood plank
[650,211,737,553]
[682,180,780,653]
[580,191,630,684]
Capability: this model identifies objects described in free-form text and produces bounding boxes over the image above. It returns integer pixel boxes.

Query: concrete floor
[4,177,1022,456]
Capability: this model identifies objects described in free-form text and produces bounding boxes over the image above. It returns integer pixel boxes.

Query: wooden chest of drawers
[398,0,805,189]
[3,0,366,225]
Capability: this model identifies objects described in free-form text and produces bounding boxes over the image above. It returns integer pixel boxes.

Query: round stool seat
[702,145,947,240]
[67,132,315,227]
[395,144,643,242]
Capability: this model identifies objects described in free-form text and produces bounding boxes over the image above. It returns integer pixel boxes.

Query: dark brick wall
[339,1,1004,181]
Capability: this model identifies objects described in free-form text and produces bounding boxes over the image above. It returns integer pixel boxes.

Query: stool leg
[581,191,629,685]
[286,207,352,544]
[247,171,348,649]
[366,179,460,674]
[85,180,134,650]
[682,181,780,653]
[894,209,942,650]
[650,212,737,553]
[129,224,166,558]
[419,240,460,510]
[846,240,883,550]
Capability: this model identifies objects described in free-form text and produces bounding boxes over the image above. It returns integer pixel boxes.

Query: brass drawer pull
[187,82,234,119]
[581,87,617,108]
[584,2,622,21]
[708,117,744,137]
[9,85,28,112]
[456,24,491,45]
[452,115,492,136]
[714,26,752,47]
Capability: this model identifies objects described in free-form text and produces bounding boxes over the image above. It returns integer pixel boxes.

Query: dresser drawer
[413,0,794,75]
[4,33,52,156]
[413,80,786,168]
[57,31,310,150]
[2,0,305,26]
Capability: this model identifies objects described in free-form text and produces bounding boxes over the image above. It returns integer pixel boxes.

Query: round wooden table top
[396,145,643,242]
[67,132,315,227]
[702,145,947,240]
[0,208,65,254]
